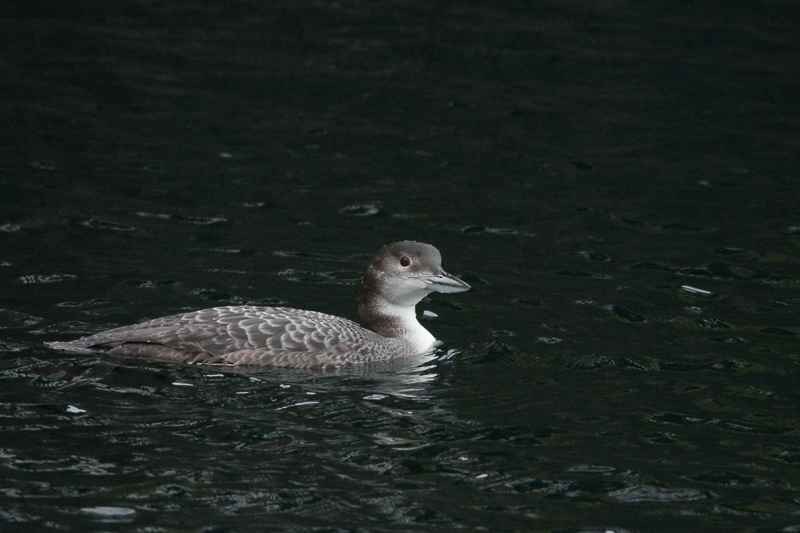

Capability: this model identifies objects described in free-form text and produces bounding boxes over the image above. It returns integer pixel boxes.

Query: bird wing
[48,306,406,367]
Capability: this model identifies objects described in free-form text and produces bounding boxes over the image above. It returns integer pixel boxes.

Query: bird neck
[359,278,436,352]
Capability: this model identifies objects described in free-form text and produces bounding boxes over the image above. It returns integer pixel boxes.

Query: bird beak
[418,269,471,293]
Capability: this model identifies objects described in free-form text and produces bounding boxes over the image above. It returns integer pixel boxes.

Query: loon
[46,241,470,368]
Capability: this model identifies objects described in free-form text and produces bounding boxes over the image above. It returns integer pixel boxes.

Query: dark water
[2,1,800,531]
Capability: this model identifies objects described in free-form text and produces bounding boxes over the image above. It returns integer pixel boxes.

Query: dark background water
[2,1,800,531]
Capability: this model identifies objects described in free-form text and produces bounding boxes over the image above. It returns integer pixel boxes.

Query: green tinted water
[2,1,799,531]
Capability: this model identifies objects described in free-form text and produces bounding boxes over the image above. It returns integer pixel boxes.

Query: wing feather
[48,305,409,367]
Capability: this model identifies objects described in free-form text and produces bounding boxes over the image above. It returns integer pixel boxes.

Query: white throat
[378,301,436,353]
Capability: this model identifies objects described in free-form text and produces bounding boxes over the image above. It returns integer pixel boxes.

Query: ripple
[693,317,731,329]
[609,485,705,503]
[569,354,616,370]
[650,412,790,434]
[81,219,136,231]
[134,212,228,225]
[461,225,520,235]
[760,327,796,336]
[0,479,62,498]
[363,394,387,400]
[690,471,756,486]
[81,506,136,522]
[678,262,790,282]
[273,250,349,262]
[566,464,616,473]
[537,337,562,344]
[708,336,747,344]
[0,341,28,353]
[603,305,645,322]
[6,454,117,475]
[191,288,244,303]
[629,262,674,272]
[681,285,717,297]
[714,247,746,255]
[18,274,77,284]
[340,203,381,216]
[572,251,610,262]
[558,270,612,279]
[277,269,362,284]
[0,310,44,329]
[662,222,703,232]
[657,360,743,373]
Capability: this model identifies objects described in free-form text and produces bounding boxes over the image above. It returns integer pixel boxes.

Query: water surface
[2,1,800,531]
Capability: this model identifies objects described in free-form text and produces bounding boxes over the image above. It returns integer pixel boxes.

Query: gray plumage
[46,241,470,368]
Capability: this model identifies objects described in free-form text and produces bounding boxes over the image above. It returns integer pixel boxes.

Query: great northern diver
[46,241,470,368]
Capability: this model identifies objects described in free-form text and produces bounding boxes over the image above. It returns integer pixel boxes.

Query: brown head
[358,241,470,335]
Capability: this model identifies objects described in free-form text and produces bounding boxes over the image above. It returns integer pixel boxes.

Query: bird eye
[399,255,411,267]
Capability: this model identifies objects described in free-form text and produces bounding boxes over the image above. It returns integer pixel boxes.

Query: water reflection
[222,350,444,396]
[17,348,445,402]
[1,348,485,528]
